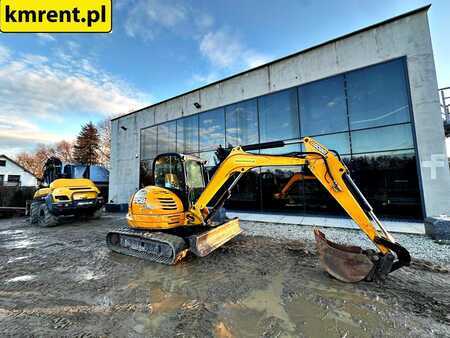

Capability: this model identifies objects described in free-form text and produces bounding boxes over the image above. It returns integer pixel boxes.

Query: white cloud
[194,13,214,30]
[0,45,11,64]
[199,30,242,69]
[199,29,270,70]
[125,0,188,40]
[0,43,150,156]
[36,33,56,42]
[123,0,214,41]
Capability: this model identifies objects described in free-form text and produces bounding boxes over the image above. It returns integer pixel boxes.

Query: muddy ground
[0,214,449,337]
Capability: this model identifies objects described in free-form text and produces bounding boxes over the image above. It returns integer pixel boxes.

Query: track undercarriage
[106,218,241,265]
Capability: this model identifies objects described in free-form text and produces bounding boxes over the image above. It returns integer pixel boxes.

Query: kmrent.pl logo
[0,0,111,32]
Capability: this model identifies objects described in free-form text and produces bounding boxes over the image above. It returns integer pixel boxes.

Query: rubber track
[106,227,188,265]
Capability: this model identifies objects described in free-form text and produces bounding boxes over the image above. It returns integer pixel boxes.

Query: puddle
[6,274,36,283]
[127,255,405,337]
[0,230,24,235]
[7,256,29,264]
[72,267,105,281]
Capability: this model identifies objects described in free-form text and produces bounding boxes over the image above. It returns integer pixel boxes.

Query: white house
[0,155,38,187]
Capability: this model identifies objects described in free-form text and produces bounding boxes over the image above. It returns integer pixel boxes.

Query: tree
[15,144,56,179]
[72,122,100,165]
[96,118,111,168]
[55,140,74,163]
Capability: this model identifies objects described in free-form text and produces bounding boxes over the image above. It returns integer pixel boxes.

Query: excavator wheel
[88,208,103,220]
[29,201,41,224]
[37,204,59,227]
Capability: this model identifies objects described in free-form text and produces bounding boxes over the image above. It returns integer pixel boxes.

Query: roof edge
[112,4,431,122]
[0,154,38,178]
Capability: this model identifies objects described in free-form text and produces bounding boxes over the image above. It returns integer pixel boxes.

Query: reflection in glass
[299,75,348,135]
[260,166,304,212]
[200,151,221,168]
[312,132,350,155]
[176,119,184,153]
[199,108,225,150]
[225,99,258,147]
[157,121,176,153]
[141,126,157,160]
[347,58,410,130]
[177,115,199,154]
[351,124,413,154]
[260,143,301,155]
[349,151,422,218]
[225,169,261,210]
[258,88,300,142]
[140,160,153,188]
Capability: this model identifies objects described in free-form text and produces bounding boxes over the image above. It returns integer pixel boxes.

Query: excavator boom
[186,137,410,282]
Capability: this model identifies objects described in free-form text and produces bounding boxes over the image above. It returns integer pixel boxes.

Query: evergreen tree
[72,122,100,165]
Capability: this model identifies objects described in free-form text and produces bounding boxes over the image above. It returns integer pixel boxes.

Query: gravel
[240,220,450,266]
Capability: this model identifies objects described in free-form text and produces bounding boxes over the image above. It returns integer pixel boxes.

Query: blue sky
[0,0,449,156]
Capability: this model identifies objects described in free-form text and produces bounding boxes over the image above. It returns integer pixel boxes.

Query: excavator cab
[153,153,206,206]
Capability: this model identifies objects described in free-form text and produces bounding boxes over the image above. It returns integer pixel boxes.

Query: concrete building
[0,155,38,187]
[109,5,450,222]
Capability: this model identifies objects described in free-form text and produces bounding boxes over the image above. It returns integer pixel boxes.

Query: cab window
[154,155,184,191]
[185,160,205,203]
[185,160,205,188]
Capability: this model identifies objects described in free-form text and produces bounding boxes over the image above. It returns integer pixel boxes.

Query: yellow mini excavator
[273,171,316,200]
[106,137,410,282]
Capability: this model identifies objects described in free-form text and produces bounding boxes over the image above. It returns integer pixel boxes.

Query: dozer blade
[188,218,241,257]
[314,229,374,283]
[106,228,189,265]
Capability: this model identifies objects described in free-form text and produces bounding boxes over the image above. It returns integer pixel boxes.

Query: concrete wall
[0,156,37,187]
[110,8,450,217]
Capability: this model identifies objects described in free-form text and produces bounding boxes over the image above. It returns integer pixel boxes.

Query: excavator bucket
[314,229,374,283]
[188,218,242,257]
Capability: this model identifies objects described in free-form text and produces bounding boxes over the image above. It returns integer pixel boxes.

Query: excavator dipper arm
[189,137,410,282]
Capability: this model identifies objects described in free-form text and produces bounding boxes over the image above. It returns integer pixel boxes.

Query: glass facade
[225,99,258,147]
[140,57,422,219]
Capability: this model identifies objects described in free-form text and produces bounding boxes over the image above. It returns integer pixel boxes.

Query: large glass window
[141,126,157,160]
[351,124,414,154]
[199,108,225,151]
[347,58,411,130]
[299,75,348,136]
[157,121,176,153]
[200,151,221,169]
[140,160,153,187]
[313,132,351,155]
[349,151,421,218]
[258,88,300,142]
[177,115,199,154]
[225,99,258,147]
[302,156,351,216]
[138,58,421,219]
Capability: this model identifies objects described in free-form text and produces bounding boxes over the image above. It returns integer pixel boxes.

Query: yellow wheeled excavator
[106,137,410,282]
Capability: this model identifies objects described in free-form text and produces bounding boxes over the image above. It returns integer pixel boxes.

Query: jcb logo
[0,0,112,33]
